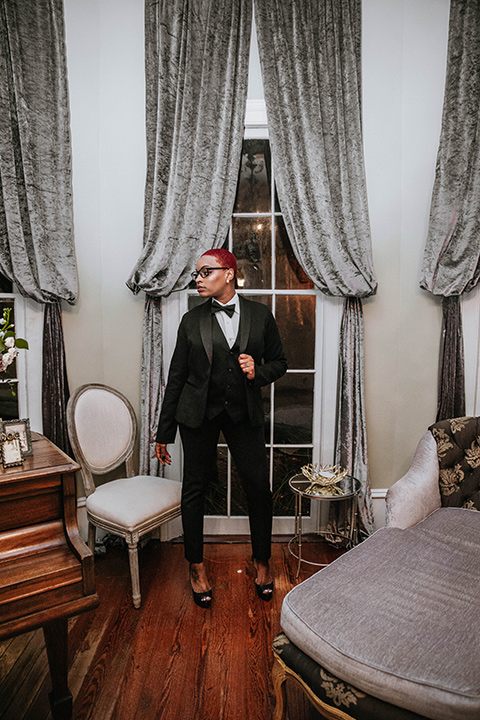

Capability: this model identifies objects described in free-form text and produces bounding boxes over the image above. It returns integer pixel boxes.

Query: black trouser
[179,411,272,564]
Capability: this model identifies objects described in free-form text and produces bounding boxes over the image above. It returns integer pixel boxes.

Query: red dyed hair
[200,248,237,274]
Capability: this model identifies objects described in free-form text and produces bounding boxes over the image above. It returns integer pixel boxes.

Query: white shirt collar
[214,292,239,311]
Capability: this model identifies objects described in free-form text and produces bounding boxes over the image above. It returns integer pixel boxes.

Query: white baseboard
[77,491,389,544]
[371,489,387,530]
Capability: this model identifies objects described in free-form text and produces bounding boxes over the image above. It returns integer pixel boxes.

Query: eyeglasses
[191,266,229,280]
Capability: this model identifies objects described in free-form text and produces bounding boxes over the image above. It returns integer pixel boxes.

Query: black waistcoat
[206,317,248,422]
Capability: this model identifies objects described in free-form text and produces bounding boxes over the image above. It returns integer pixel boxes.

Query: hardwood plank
[202,546,252,718]
[2,637,49,720]
[71,559,136,720]
[23,682,51,720]
[1,539,342,720]
[0,635,29,680]
[116,544,195,720]
[0,629,46,720]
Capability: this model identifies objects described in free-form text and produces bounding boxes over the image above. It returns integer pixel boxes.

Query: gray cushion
[281,508,480,720]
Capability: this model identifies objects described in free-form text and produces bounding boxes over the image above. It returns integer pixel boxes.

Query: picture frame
[1,418,33,456]
[1,432,24,467]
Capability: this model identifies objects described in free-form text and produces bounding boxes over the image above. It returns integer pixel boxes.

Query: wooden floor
[0,539,343,720]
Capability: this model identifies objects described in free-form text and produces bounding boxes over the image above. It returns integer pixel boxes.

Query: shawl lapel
[199,295,251,363]
[199,300,213,364]
[238,295,251,354]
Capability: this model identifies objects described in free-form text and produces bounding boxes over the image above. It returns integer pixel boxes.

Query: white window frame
[161,100,343,536]
[462,283,480,416]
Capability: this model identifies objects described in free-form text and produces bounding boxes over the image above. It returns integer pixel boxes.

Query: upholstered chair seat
[86,476,181,531]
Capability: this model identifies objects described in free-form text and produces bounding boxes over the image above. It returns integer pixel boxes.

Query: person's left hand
[155,443,172,465]
[239,353,255,380]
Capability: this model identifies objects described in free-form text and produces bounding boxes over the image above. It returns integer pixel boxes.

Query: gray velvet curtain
[254,0,376,299]
[437,296,465,421]
[127,0,252,297]
[335,299,374,540]
[255,0,376,536]
[420,0,480,420]
[42,302,71,455]
[140,296,164,476]
[0,0,77,304]
[0,0,76,452]
[129,0,252,473]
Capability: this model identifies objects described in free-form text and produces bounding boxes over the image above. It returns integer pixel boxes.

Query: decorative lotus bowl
[300,463,348,496]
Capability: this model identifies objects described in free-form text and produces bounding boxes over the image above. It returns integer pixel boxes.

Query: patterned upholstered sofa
[272,417,480,720]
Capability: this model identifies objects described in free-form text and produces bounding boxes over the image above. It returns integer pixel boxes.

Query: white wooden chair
[67,383,182,608]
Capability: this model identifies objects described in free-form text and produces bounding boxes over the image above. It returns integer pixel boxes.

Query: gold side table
[288,473,361,578]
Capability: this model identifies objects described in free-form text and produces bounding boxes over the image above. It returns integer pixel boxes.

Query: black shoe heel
[192,588,213,609]
[255,581,273,602]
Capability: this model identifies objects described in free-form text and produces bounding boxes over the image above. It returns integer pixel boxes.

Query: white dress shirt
[213,292,240,349]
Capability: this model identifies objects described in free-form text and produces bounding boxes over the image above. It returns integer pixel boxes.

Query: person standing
[155,249,287,608]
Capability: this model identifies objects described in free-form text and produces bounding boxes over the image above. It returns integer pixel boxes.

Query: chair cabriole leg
[127,540,141,608]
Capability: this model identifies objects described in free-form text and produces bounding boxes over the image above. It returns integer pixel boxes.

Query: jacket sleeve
[251,312,287,387]
[155,318,189,444]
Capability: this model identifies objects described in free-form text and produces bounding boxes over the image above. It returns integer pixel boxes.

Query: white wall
[63,0,146,421]
[62,0,453,503]
[362,0,449,487]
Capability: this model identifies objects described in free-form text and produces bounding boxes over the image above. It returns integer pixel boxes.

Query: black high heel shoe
[255,580,273,602]
[252,556,273,601]
[190,563,212,609]
[192,587,213,608]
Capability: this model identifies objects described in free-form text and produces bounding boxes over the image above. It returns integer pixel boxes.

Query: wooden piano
[0,433,99,720]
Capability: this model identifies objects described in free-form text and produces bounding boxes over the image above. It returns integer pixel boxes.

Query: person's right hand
[155,443,172,465]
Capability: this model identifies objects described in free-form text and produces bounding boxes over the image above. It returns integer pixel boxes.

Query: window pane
[275,217,314,289]
[0,275,13,293]
[275,295,315,369]
[234,139,271,213]
[274,373,313,444]
[232,217,272,289]
[273,447,312,516]
[239,294,271,310]
[0,300,19,420]
[0,383,19,421]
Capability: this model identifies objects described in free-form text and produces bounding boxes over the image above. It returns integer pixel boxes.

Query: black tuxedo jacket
[156,296,287,444]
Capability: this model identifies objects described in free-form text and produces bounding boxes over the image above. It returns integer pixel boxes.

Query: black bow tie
[211,301,235,318]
